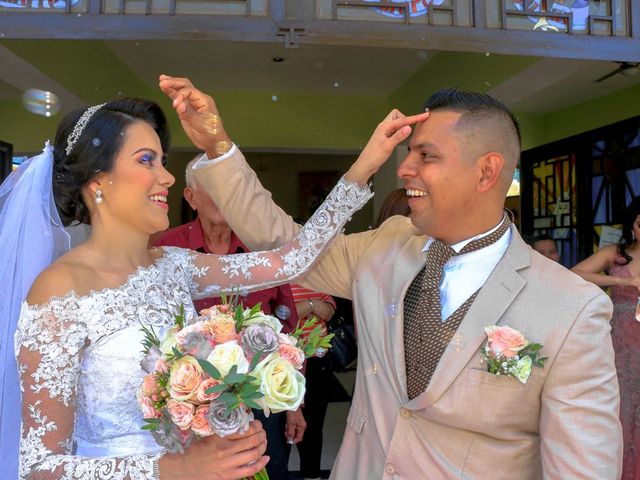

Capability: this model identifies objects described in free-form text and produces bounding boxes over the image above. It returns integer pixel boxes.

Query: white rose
[206,341,249,378]
[243,312,283,334]
[252,353,305,414]
[159,326,178,355]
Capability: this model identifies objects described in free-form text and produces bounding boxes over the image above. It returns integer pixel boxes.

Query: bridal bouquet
[137,300,333,472]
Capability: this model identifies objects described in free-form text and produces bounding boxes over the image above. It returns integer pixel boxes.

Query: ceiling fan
[595,61,640,83]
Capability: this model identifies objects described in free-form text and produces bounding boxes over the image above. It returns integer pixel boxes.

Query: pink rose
[205,316,238,344]
[191,405,213,436]
[485,325,528,359]
[279,344,305,370]
[141,373,159,397]
[195,377,223,403]
[166,399,195,430]
[139,394,161,419]
[168,357,203,401]
[216,304,231,314]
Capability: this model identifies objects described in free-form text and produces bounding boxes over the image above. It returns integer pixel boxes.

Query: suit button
[399,407,411,418]
[385,463,396,475]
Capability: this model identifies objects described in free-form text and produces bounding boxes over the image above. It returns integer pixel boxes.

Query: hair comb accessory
[65,103,107,156]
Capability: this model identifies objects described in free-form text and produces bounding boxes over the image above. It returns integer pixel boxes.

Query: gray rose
[152,424,193,454]
[179,331,214,360]
[207,401,252,438]
[240,324,279,361]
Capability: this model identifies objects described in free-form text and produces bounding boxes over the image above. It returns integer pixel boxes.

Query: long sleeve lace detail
[182,175,373,299]
[14,263,196,479]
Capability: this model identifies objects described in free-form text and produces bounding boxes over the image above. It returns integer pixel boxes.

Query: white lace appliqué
[15,252,197,479]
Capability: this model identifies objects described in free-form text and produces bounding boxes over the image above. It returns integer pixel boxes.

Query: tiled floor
[288,369,356,479]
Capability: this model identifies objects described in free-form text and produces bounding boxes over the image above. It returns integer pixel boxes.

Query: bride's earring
[95,189,104,205]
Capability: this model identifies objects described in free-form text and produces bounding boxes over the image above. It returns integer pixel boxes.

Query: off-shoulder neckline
[23,247,179,310]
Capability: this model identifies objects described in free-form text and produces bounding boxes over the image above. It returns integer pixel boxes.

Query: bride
[0,78,425,480]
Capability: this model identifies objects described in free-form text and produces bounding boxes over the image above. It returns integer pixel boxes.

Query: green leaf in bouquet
[218,391,241,410]
[234,304,246,330]
[139,324,161,355]
[238,382,262,395]
[197,359,223,381]
[142,418,161,431]
[174,304,186,330]
[224,366,249,385]
[319,333,334,349]
[244,303,262,323]
[240,390,264,401]
[248,350,264,372]
[168,346,184,361]
[243,397,263,411]
[205,383,229,395]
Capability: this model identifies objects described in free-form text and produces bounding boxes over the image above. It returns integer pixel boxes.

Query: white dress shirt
[423,220,512,321]
[192,145,238,169]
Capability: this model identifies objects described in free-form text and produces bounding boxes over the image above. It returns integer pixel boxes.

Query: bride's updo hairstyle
[52,98,170,226]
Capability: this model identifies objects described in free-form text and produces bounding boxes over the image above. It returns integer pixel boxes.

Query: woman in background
[572,196,640,479]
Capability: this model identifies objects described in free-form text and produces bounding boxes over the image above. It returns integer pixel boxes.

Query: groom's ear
[476,152,504,193]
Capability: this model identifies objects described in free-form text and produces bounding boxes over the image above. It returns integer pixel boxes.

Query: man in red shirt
[154,158,306,480]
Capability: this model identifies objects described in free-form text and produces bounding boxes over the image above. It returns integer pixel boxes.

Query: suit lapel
[408,227,531,410]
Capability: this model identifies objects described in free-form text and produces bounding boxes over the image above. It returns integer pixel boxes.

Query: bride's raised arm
[177,173,372,300]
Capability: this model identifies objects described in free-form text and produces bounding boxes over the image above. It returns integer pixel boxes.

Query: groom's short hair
[423,88,521,194]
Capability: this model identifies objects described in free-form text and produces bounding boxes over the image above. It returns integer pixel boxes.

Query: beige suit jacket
[195,149,622,479]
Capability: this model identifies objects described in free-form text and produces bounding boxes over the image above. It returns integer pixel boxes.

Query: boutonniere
[481,326,547,384]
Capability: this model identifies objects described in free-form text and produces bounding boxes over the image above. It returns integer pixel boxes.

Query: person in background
[373,187,410,228]
[572,196,640,479]
[531,233,561,262]
[290,284,336,480]
[153,157,306,480]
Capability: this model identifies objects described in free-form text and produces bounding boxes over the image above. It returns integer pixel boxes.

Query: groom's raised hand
[345,108,430,185]
[159,74,233,159]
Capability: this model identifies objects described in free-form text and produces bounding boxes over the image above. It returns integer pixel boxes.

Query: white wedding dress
[14,178,371,480]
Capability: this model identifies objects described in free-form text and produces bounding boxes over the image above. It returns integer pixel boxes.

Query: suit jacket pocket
[466,368,528,390]
[347,407,367,434]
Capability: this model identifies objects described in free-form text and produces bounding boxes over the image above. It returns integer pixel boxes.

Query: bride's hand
[159,420,269,479]
[345,109,430,185]
[158,74,233,159]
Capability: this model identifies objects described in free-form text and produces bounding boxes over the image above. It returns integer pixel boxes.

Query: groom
[160,76,622,478]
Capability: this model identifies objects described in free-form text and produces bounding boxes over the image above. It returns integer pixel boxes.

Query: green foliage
[174,304,186,330]
[292,316,335,358]
[140,324,160,355]
[141,418,161,431]
[197,359,223,381]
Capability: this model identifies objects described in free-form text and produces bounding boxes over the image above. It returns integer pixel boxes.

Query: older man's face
[186,182,228,227]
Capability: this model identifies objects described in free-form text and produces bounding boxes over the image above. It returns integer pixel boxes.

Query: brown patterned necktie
[404,215,512,400]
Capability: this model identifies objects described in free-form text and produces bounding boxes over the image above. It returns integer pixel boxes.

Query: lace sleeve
[14,298,163,480]
[182,176,372,300]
